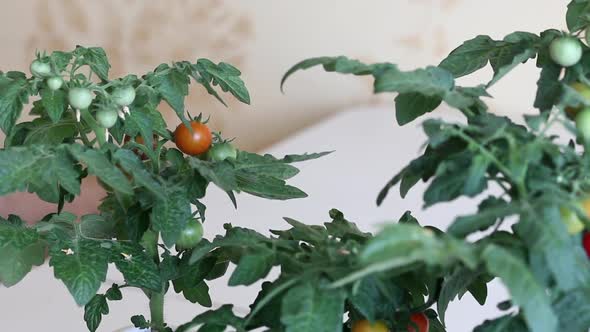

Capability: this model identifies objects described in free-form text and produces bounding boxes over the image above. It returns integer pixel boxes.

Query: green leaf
[487,35,538,87]
[80,214,116,239]
[151,185,191,247]
[189,158,237,192]
[69,144,133,196]
[281,56,382,91]
[374,66,454,96]
[194,59,250,104]
[236,171,307,200]
[228,248,274,286]
[74,46,110,81]
[22,118,77,145]
[280,281,346,332]
[149,65,189,124]
[554,288,590,331]
[111,242,162,291]
[183,281,212,307]
[123,108,154,149]
[48,238,110,305]
[0,145,81,202]
[105,283,123,301]
[131,315,149,329]
[437,267,480,324]
[566,0,590,32]
[49,51,73,73]
[439,35,498,78]
[176,305,244,332]
[482,245,558,332]
[113,149,165,200]
[473,314,528,332]
[40,88,68,123]
[235,151,301,180]
[0,72,29,135]
[534,63,562,112]
[395,93,442,126]
[360,224,478,270]
[0,219,45,286]
[348,276,403,322]
[515,205,590,291]
[84,294,109,332]
[448,197,520,238]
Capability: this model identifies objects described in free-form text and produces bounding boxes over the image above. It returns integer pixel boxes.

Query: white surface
[1,107,514,331]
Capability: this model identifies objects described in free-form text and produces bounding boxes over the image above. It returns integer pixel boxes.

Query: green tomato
[30,60,51,78]
[68,87,94,109]
[207,142,238,162]
[176,221,203,250]
[550,37,583,67]
[576,108,590,139]
[560,206,585,235]
[112,86,136,107]
[46,76,63,91]
[96,108,119,128]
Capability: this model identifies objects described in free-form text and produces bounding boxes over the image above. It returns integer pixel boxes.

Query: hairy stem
[149,292,165,331]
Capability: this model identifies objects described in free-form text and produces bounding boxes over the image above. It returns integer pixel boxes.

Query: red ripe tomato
[351,320,388,332]
[174,121,213,156]
[407,313,429,332]
[583,232,590,258]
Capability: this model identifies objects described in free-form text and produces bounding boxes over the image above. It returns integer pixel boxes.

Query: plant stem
[149,292,165,331]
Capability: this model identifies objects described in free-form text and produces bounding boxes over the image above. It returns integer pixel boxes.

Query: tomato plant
[6,2,590,332]
[174,120,213,156]
[351,320,389,332]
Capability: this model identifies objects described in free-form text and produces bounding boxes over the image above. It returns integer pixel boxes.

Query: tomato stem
[149,291,165,331]
[79,108,106,147]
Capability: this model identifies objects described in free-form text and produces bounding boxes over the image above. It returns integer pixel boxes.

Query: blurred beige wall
[0,0,566,151]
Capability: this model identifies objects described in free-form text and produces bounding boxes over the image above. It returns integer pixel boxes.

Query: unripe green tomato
[96,108,119,128]
[68,87,94,109]
[112,85,136,107]
[207,142,238,162]
[176,220,203,250]
[576,108,590,139]
[46,76,63,91]
[30,60,51,78]
[560,206,585,235]
[550,37,583,67]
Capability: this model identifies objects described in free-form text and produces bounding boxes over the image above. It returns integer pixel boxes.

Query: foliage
[4,1,590,332]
